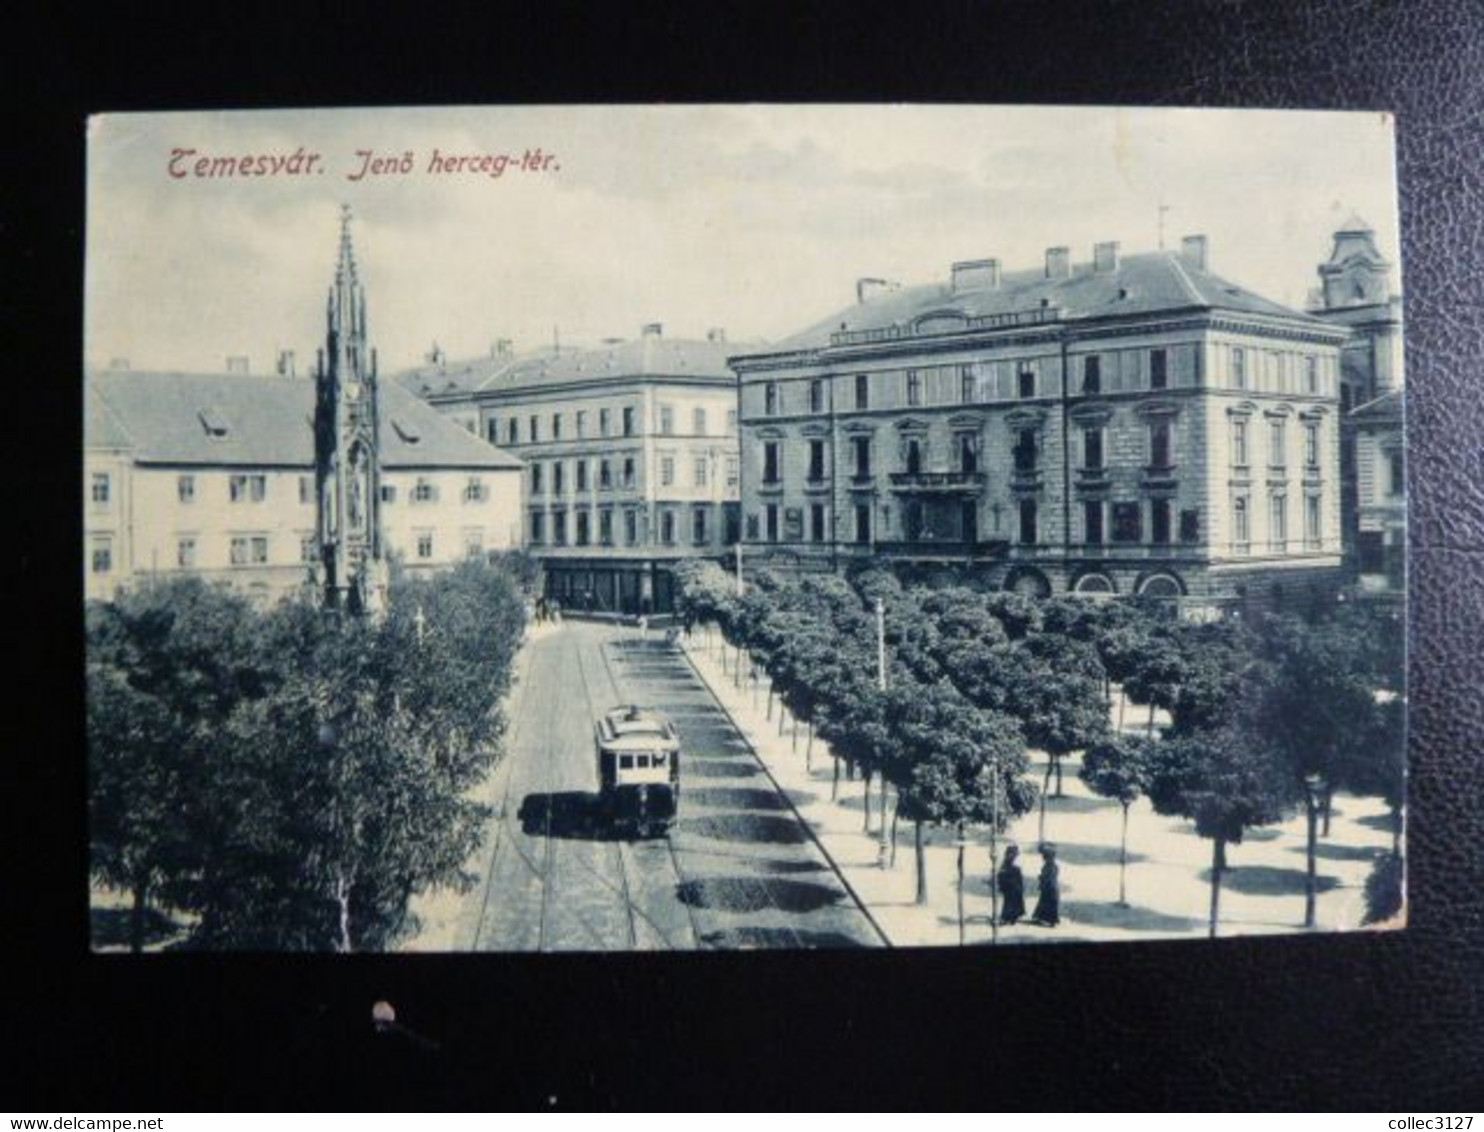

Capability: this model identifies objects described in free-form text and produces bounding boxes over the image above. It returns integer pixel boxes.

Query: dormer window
[392,420,421,444]
[198,407,229,437]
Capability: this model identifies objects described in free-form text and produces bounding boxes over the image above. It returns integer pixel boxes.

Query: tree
[1147,722,1294,938]
[1079,736,1153,905]
[1121,630,1185,738]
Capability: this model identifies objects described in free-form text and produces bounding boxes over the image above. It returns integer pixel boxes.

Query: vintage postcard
[84,106,1405,953]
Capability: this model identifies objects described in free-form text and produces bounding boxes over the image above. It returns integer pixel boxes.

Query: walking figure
[1032,844,1060,927]
[997,843,1025,926]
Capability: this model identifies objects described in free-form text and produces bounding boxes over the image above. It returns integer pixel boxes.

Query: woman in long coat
[997,844,1026,926]
[1032,845,1061,927]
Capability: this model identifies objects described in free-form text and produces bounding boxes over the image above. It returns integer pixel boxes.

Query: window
[623,407,636,437]
[599,459,612,490]
[91,473,110,505]
[906,370,922,407]
[1305,356,1319,394]
[1018,364,1036,399]
[1305,495,1322,545]
[693,407,707,435]
[1013,428,1037,473]
[553,511,567,546]
[852,435,871,479]
[1151,498,1172,544]
[417,532,434,559]
[1149,421,1172,469]
[855,373,870,410]
[229,474,266,502]
[810,503,826,542]
[763,443,781,485]
[764,383,779,416]
[694,456,708,487]
[1269,419,1286,468]
[576,410,587,438]
[1082,355,1101,394]
[1389,450,1405,496]
[726,409,738,434]
[1233,496,1250,551]
[957,433,980,474]
[412,477,436,504]
[296,534,315,564]
[1232,347,1247,391]
[530,511,546,544]
[624,510,638,545]
[1084,501,1103,545]
[1112,502,1142,543]
[91,539,112,574]
[508,419,519,444]
[599,509,613,545]
[1180,509,1200,543]
[576,510,590,546]
[298,475,313,505]
[529,415,539,442]
[1083,428,1103,470]
[553,463,565,494]
[178,537,198,568]
[599,408,611,437]
[178,475,196,503]
[623,457,636,490]
[1304,423,1320,468]
[961,365,976,404]
[230,536,264,566]
[660,405,675,435]
[464,529,484,558]
[576,460,588,492]
[693,507,708,544]
[1232,418,1249,466]
[463,476,488,503]
[552,413,562,440]
[660,456,675,486]
[725,455,739,488]
[1019,499,1037,545]
[809,379,825,413]
[531,463,544,494]
[853,503,869,545]
[904,437,923,475]
[486,418,499,444]
[380,484,397,504]
[1150,349,1168,390]
[661,510,676,545]
[1270,495,1288,548]
[807,439,825,482]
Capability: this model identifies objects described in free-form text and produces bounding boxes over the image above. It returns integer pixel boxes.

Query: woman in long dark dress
[997,844,1026,926]
[1032,845,1061,927]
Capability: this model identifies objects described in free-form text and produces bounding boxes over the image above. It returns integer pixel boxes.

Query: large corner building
[730,236,1352,609]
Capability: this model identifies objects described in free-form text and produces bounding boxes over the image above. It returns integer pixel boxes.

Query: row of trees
[87,558,528,951]
[674,561,1406,937]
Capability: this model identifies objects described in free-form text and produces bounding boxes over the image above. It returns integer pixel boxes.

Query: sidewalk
[680,627,1400,948]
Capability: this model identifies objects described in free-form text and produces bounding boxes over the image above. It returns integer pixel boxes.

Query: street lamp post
[734,541,744,597]
[954,826,968,946]
[988,760,1000,945]
[876,597,889,868]
[1303,771,1325,928]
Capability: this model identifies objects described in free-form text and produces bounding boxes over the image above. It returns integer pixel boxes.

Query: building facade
[402,325,742,614]
[1307,215,1406,592]
[84,368,524,604]
[731,237,1351,609]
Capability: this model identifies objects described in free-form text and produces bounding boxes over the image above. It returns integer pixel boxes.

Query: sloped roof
[1350,388,1403,425]
[396,335,747,400]
[753,251,1333,357]
[84,370,522,470]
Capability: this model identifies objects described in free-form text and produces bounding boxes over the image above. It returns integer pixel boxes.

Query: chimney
[951,258,1001,292]
[491,338,513,358]
[1045,246,1071,279]
[1180,234,1209,271]
[226,356,250,374]
[1093,241,1120,273]
[108,357,130,371]
[276,349,296,377]
[856,277,899,304]
[642,322,664,338]
[706,327,727,343]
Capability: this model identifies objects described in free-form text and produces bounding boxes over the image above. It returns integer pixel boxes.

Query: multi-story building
[731,236,1351,608]
[1307,215,1406,592]
[84,367,524,603]
[401,325,743,614]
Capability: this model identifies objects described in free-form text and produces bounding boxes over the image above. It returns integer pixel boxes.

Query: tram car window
[595,705,681,837]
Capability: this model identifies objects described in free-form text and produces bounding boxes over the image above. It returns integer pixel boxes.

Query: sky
[85,105,1401,375]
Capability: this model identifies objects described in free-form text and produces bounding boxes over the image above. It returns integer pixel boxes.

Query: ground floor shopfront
[541,555,718,615]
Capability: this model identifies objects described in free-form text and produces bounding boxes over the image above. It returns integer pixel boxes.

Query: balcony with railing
[887,470,987,493]
[864,537,1011,560]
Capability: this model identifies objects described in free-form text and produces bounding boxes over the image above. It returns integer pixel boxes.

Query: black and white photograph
[84,104,1408,955]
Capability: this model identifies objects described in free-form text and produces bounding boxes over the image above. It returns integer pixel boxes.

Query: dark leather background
[13,0,1482,1110]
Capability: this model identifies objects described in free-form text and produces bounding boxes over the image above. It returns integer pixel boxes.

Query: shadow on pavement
[517,791,669,842]
[1039,794,1118,814]
[678,813,809,845]
[1045,841,1149,867]
[685,786,792,811]
[683,759,762,779]
[1061,900,1204,933]
[698,926,869,949]
[1199,865,1340,895]
[677,875,847,914]
[1355,813,1401,834]
[1289,841,1389,863]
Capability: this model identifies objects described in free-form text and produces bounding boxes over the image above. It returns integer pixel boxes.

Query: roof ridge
[86,376,141,450]
[1160,250,1207,307]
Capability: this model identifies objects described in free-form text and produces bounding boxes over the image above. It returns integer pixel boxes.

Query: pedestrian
[550,599,562,625]
[997,843,1025,926]
[1032,844,1060,927]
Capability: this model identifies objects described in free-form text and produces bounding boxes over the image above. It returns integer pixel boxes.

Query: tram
[595,705,681,836]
